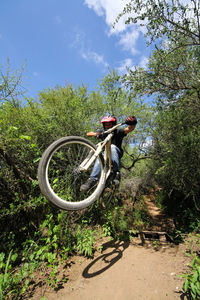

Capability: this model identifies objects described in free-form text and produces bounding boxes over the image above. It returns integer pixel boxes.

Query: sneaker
[113,172,121,186]
[80,178,97,192]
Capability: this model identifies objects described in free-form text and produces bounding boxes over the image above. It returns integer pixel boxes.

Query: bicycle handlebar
[103,122,125,134]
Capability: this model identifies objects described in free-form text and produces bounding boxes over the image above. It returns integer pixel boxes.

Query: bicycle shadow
[82,239,130,278]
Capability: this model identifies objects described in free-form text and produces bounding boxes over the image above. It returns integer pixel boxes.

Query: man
[80,114,137,192]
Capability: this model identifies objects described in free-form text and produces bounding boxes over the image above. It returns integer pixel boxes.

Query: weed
[180,234,200,299]
[0,250,31,299]
[76,226,95,257]
[181,256,200,299]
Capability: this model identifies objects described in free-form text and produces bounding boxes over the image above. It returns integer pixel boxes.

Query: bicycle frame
[79,123,123,180]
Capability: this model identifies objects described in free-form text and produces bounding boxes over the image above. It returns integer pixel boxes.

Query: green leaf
[11,253,18,262]
[33,157,40,163]
[19,135,31,140]
[9,126,18,131]
[191,282,196,294]
[183,280,189,292]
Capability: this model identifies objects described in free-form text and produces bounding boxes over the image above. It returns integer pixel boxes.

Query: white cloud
[84,0,132,34]
[84,0,142,56]
[117,55,149,74]
[71,28,108,69]
[84,0,105,16]
[70,30,85,49]
[118,28,140,55]
[117,58,133,74]
[81,49,109,69]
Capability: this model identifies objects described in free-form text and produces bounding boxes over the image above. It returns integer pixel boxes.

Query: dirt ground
[30,196,191,300]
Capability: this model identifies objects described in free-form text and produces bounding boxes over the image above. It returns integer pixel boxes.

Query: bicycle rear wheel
[38,136,106,210]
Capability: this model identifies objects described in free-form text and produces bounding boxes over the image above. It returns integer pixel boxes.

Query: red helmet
[100,115,117,125]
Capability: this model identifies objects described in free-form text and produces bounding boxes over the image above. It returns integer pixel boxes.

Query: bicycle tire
[38,136,106,210]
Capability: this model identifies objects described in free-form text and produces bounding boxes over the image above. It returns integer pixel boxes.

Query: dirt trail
[31,196,189,300]
[44,243,188,300]
[144,194,175,232]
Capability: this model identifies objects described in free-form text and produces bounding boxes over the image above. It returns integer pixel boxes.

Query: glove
[125,116,137,126]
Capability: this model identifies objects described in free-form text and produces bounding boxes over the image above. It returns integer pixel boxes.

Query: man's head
[100,115,117,129]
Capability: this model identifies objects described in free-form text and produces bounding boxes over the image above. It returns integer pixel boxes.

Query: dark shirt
[111,128,127,151]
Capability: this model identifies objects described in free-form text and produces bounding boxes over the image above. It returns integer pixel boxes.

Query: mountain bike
[38,122,124,211]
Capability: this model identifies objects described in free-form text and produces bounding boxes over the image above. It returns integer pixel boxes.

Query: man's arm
[124,116,137,134]
[86,131,97,137]
[124,124,136,134]
[86,130,104,138]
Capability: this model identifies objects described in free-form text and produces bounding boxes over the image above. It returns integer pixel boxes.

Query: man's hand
[96,130,106,139]
[125,116,137,125]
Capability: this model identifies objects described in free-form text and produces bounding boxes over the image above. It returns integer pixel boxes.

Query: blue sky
[0,0,152,100]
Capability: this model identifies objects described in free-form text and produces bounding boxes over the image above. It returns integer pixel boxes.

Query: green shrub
[76,226,95,257]
[182,256,200,299]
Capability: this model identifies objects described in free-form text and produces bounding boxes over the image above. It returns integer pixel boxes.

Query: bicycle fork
[78,143,103,171]
[78,134,112,174]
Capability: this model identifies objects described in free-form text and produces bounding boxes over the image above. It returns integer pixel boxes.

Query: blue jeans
[90,144,122,181]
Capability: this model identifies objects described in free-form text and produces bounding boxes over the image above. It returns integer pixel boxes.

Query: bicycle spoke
[47,141,100,202]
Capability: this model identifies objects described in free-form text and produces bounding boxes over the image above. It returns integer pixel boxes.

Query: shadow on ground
[82,239,130,278]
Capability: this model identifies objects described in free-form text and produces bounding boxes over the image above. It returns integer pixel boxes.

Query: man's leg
[111,145,122,185]
[80,159,100,192]
[111,144,121,172]
[90,158,101,181]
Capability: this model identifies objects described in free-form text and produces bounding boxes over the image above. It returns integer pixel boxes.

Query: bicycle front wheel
[38,136,106,210]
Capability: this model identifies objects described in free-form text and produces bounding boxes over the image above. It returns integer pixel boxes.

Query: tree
[115,0,200,100]
[116,0,200,47]
[0,60,25,105]
[115,0,200,224]
[125,45,200,100]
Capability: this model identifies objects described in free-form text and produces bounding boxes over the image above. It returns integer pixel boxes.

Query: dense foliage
[116,0,200,228]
